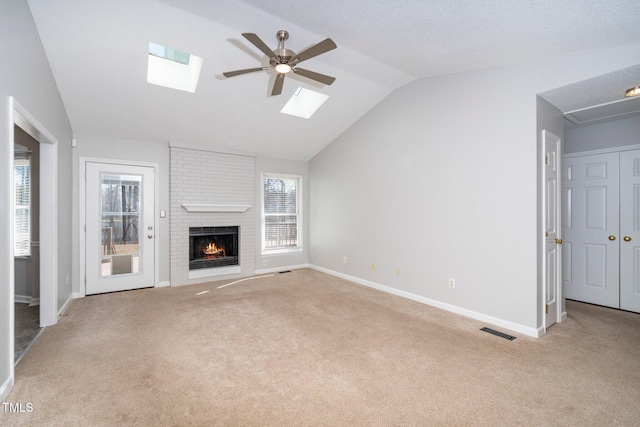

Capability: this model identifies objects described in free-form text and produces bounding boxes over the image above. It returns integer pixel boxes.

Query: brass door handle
[609,235,616,241]
[555,238,563,244]
[624,236,632,242]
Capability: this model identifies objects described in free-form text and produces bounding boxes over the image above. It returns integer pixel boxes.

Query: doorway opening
[13,125,43,363]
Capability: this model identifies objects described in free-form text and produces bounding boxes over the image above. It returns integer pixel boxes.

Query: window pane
[100,174,142,276]
[14,157,31,257]
[264,178,297,214]
[263,175,300,250]
[264,215,298,248]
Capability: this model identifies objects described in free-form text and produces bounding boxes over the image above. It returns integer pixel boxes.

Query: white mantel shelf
[182,204,251,213]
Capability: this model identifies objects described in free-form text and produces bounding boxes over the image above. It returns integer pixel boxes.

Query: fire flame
[203,242,225,257]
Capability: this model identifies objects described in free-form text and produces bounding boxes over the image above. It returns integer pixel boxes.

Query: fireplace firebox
[189,226,239,270]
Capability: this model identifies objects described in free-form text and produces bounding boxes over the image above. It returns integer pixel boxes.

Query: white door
[85,162,155,295]
[542,130,562,328]
[563,153,620,308]
[620,149,640,313]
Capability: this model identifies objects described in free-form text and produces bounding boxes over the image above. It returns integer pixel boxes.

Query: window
[262,174,302,253]
[14,155,31,257]
[147,42,203,93]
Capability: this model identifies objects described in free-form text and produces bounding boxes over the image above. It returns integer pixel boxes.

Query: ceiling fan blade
[289,38,337,65]
[223,67,270,78]
[271,73,285,96]
[242,33,277,61]
[292,68,336,85]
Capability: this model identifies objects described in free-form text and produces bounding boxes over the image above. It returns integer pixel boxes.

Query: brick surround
[170,146,255,286]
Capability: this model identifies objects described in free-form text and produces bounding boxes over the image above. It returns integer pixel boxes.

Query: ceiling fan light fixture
[625,86,640,97]
[275,63,292,73]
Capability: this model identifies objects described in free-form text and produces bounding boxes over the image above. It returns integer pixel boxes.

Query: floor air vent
[480,327,516,341]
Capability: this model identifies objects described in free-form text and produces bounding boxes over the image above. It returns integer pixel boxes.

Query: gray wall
[0,0,73,399]
[14,126,40,301]
[309,45,640,335]
[565,115,640,154]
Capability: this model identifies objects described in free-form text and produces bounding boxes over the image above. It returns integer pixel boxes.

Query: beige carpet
[2,268,639,426]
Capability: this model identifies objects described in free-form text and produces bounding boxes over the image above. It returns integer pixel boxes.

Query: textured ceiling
[27,0,640,160]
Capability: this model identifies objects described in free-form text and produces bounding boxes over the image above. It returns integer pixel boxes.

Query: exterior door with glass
[85,162,155,295]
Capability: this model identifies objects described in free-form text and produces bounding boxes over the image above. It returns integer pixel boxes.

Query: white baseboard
[58,294,74,318]
[72,292,84,299]
[14,295,31,304]
[15,295,40,306]
[157,281,170,288]
[254,263,310,275]
[0,375,13,402]
[309,265,541,338]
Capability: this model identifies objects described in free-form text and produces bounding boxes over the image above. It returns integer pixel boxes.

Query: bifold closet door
[620,149,640,313]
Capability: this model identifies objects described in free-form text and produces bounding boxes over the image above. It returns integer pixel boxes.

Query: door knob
[624,236,632,242]
[555,238,563,244]
[609,235,616,241]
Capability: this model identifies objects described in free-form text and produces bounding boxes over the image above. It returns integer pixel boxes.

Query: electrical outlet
[448,278,455,288]
[371,263,376,271]
[343,256,347,264]
[263,259,268,266]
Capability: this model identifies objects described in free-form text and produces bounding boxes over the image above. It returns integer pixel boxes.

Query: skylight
[147,42,202,93]
[280,87,329,119]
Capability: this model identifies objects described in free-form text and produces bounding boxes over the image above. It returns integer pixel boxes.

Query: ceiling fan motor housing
[271,48,295,67]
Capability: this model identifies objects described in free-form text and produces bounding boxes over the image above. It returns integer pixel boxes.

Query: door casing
[79,157,160,297]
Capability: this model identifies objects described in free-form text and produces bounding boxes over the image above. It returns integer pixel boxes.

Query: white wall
[565,115,640,154]
[72,136,171,292]
[0,0,73,400]
[255,156,310,272]
[309,45,640,336]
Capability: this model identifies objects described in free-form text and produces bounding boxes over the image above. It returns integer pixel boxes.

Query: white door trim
[1,95,15,401]
[13,100,58,328]
[564,143,640,158]
[79,157,160,297]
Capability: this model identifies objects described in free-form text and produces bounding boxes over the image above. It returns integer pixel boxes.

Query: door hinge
[544,155,549,165]
[545,304,549,314]
[545,231,549,238]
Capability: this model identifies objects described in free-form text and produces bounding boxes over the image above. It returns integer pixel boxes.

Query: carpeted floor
[2,268,639,426]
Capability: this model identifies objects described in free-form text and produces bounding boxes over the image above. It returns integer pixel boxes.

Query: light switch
[160,210,166,218]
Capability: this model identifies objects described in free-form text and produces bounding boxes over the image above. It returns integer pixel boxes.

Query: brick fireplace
[170,144,255,286]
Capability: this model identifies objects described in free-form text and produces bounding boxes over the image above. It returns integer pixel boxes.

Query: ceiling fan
[223,30,337,96]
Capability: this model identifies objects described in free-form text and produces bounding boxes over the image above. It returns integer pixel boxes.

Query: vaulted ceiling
[27,0,640,160]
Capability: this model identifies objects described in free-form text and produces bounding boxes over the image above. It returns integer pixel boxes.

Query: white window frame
[261,172,303,254]
[14,153,31,257]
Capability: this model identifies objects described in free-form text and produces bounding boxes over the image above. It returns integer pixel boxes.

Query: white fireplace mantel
[182,203,251,213]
